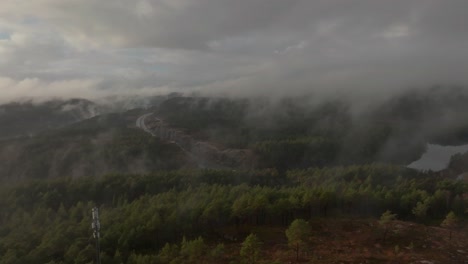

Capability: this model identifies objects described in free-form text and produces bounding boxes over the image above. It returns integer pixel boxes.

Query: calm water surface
[407,143,468,171]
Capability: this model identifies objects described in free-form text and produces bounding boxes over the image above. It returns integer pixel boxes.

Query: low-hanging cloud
[0,77,177,104]
[0,77,102,103]
[0,0,468,102]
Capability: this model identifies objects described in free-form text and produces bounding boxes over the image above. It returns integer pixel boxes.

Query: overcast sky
[0,0,468,102]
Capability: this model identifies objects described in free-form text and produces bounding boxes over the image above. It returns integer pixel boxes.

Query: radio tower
[91,207,101,264]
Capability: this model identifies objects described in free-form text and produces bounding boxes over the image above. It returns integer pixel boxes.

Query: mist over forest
[0,87,468,263]
[1,1,468,263]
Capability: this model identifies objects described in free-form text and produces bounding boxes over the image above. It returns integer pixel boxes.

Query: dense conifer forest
[3,0,468,262]
[0,165,466,263]
[1,93,468,263]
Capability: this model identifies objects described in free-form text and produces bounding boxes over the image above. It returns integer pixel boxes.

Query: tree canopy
[285,219,311,261]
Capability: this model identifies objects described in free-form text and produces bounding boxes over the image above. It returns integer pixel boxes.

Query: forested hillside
[0,165,466,263]
[0,110,189,181]
[0,90,468,263]
[3,0,468,262]
[3,88,468,178]
[0,99,100,139]
[157,87,468,169]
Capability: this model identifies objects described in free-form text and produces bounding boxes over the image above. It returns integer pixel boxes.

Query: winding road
[135,113,155,134]
[136,113,221,169]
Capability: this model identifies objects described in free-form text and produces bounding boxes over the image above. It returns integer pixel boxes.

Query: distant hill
[0,98,101,139]
[96,94,173,113]
[0,110,191,181]
[2,87,468,180]
[0,92,467,263]
[156,87,468,168]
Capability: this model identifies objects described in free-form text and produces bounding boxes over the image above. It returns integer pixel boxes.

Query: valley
[0,92,467,264]
[1,1,468,263]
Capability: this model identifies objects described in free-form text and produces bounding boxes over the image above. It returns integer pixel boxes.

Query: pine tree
[379,210,397,243]
[441,211,459,241]
[285,219,311,261]
[240,233,262,264]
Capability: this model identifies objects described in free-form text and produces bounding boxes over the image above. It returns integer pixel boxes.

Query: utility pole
[91,207,101,264]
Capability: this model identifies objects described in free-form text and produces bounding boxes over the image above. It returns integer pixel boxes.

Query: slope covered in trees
[156,87,468,170]
[1,90,468,263]
[0,98,100,139]
[0,110,189,181]
[3,88,468,180]
[0,165,466,263]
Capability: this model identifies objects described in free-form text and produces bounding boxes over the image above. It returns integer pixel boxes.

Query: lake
[407,143,468,171]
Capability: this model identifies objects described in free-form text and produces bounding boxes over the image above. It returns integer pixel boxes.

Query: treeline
[158,97,353,169]
[155,96,415,169]
[0,165,466,263]
[157,92,468,169]
[0,113,188,181]
[253,137,338,169]
[0,98,98,139]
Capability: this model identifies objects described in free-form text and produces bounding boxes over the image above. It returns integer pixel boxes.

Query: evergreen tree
[379,210,397,243]
[441,211,459,241]
[180,236,205,262]
[285,219,311,261]
[240,233,262,264]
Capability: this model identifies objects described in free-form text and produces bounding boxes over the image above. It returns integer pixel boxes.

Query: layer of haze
[0,0,468,102]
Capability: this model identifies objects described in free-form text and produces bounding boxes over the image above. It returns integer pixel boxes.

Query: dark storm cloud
[0,0,468,101]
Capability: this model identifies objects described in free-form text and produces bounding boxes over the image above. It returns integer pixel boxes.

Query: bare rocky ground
[143,114,257,169]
